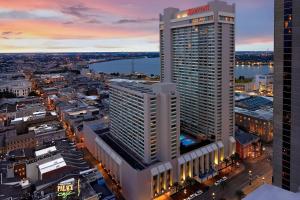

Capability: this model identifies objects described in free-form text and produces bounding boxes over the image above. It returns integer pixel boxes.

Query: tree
[230,154,235,164]
[173,182,180,193]
[185,176,196,186]
[235,190,245,200]
[224,158,230,167]
[234,153,240,162]
[0,91,16,98]
[28,91,39,96]
[230,153,241,164]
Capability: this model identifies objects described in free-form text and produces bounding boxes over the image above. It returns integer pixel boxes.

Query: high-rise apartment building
[110,81,180,164]
[273,0,300,192]
[160,0,235,155]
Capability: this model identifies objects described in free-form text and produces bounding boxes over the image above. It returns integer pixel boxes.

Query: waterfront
[89,57,273,78]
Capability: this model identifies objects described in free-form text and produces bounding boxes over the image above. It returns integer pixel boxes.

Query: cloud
[0,9,66,20]
[60,4,103,25]
[86,19,102,24]
[115,18,158,24]
[1,31,22,39]
[63,21,74,25]
[93,45,120,49]
[61,4,91,18]
[237,36,273,45]
[0,0,274,52]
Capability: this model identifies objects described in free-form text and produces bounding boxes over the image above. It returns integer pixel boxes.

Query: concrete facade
[109,82,180,164]
[0,79,32,97]
[83,122,226,200]
[160,0,235,156]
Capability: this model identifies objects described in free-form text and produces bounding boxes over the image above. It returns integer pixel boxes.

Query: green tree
[28,91,39,96]
[235,190,245,200]
[173,182,180,193]
[224,158,230,167]
[185,176,196,186]
[0,91,16,98]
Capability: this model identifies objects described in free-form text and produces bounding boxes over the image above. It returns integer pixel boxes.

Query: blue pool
[180,134,196,147]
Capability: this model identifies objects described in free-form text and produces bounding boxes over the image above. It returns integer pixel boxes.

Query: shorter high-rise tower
[110,81,180,163]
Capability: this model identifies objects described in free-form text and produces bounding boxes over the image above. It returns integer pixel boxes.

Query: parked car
[222,176,228,181]
[214,179,222,186]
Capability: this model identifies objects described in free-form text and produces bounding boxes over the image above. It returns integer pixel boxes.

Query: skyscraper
[110,81,180,164]
[273,0,300,192]
[160,0,235,156]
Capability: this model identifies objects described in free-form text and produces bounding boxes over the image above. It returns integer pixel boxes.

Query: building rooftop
[89,179,115,200]
[110,80,155,95]
[235,107,273,121]
[244,184,300,200]
[235,93,250,101]
[235,129,259,146]
[98,131,149,170]
[0,79,31,88]
[180,133,213,155]
[236,96,273,111]
[28,122,63,135]
[38,156,67,175]
[35,146,57,157]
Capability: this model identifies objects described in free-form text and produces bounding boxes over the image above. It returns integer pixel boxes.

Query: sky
[0,0,274,53]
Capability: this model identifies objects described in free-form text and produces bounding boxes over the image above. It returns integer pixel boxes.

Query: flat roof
[38,157,66,175]
[235,107,273,121]
[236,96,273,111]
[244,184,300,200]
[100,132,149,170]
[35,146,57,157]
[28,122,63,135]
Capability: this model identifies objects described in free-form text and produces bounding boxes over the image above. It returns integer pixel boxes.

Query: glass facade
[281,0,293,190]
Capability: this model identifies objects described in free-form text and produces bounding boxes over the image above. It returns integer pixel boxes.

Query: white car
[222,176,228,181]
[214,179,222,186]
[196,190,203,195]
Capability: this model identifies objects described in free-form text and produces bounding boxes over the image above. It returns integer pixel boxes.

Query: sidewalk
[219,163,246,179]
[245,155,266,164]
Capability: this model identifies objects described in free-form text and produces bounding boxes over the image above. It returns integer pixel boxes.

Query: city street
[194,156,272,200]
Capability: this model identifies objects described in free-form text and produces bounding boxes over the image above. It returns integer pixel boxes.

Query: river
[89,57,273,78]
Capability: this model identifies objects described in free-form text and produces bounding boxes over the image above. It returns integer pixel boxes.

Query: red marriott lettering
[187,5,210,16]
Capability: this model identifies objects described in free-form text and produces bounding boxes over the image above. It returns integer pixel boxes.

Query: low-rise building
[255,74,273,96]
[235,96,273,142]
[28,122,65,146]
[235,129,261,160]
[0,79,32,97]
[235,107,273,142]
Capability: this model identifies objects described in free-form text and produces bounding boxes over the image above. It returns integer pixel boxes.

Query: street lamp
[248,170,253,185]
[262,177,265,184]
[212,192,216,200]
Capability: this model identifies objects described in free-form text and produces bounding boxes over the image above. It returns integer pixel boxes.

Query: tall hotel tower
[160,0,235,156]
[273,0,300,192]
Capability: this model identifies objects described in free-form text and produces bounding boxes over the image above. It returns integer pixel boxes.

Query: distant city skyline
[0,0,273,53]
